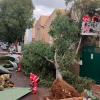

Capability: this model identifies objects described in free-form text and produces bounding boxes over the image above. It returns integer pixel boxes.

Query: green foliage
[48,12,95,92]
[58,48,76,73]
[65,0,100,16]
[49,12,80,60]
[66,0,100,56]
[20,41,55,86]
[0,0,34,43]
[49,11,80,72]
[65,0,100,34]
[21,1,99,90]
[65,0,76,6]
[49,13,79,43]
[62,70,95,92]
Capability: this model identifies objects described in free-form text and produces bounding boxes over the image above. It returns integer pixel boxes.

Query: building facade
[35,16,49,41]
[34,9,67,44]
[32,20,37,41]
[24,8,67,44]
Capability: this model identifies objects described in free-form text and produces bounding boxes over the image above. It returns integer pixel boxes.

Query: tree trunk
[56,69,62,79]
[54,51,63,79]
[14,39,18,52]
[75,36,82,55]
[44,50,63,79]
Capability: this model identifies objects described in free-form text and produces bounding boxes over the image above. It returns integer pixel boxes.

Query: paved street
[0,47,51,100]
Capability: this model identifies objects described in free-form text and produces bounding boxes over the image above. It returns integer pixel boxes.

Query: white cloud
[33,0,67,20]
[34,6,54,20]
[33,0,66,8]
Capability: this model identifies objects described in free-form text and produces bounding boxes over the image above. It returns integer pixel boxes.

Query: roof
[44,8,67,27]
[0,87,31,100]
[50,8,67,17]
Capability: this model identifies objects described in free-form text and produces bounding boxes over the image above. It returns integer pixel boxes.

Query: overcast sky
[33,0,67,20]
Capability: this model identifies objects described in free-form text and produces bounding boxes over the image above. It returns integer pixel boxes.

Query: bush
[62,70,95,92]
[20,41,55,86]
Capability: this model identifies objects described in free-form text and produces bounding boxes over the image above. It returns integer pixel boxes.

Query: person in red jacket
[82,14,91,22]
[16,56,21,72]
[29,73,40,94]
[82,13,91,33]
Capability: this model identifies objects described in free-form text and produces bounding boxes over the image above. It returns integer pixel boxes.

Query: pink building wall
[32,20,37,41]
[32,9,67,44]
[44,9,67,43]
[35,16,49,41]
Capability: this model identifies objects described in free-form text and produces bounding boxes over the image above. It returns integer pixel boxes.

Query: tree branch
[43,56,54,64]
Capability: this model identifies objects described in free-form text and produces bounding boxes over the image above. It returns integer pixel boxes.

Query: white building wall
[25,28,32,44]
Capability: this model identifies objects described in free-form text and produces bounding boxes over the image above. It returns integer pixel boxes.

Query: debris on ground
[92,84,100,98]
[0,87,31,100]
[44,78,84,100]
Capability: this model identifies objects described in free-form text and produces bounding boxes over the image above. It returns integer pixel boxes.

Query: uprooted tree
[47,12,79,79]
[20,0,100,94]
[20,11,95,92]
[0,0,34,51]
[44,0,100,79]
[21,12,80,79]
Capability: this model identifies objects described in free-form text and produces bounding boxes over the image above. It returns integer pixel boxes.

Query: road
[0,47,51,100]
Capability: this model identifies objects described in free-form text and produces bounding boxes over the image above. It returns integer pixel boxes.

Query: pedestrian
[92,12,99,22]
[16,55,21,72]
[82,13,91,22]
[29,73,40,94]
[82,13,91,33]
[0,74,12,91]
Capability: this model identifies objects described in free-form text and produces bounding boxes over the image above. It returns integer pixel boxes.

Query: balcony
[81,22,100,35]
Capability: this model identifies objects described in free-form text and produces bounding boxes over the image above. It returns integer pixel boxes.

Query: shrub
[20,41,55,86]
[62,70,95,92]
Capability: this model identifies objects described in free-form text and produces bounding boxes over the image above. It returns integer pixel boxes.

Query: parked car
[1,43,8,50]
[0,42,3,46]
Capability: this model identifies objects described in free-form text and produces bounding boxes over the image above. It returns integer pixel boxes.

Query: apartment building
[34,8,67,44]
[35,16,49,41]
[24,9,67,44]
[32,20,37,41]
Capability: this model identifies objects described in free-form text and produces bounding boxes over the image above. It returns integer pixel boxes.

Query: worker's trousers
[32,78,40,93]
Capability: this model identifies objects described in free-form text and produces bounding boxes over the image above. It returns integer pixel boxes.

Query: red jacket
[30,74,39,82]
[82,14,90,22]
[30,74,39,93]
